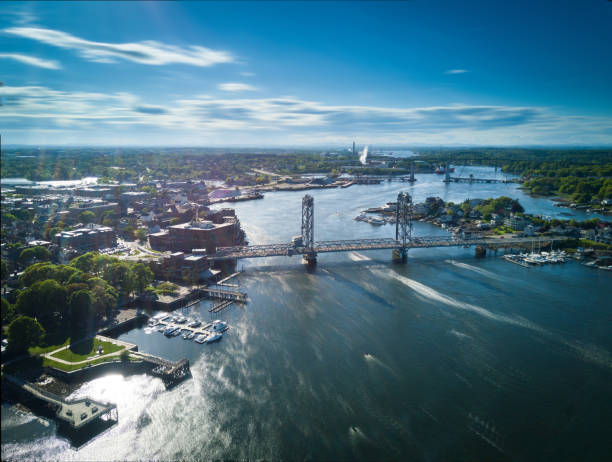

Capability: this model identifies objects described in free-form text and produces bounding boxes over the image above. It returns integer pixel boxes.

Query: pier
[130,351,191,387]
[209,300,234,313]
[3,373,118,430]
[198,287,248,302]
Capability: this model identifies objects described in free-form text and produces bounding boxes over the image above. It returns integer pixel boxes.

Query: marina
[502,250,568,267]
[148,313,229,345]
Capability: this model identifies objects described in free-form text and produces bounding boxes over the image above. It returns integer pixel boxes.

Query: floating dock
[209,300,234,313]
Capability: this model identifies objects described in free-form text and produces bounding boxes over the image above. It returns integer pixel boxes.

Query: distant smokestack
[352,141,355,157]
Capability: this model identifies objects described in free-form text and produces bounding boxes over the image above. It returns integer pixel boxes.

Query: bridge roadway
[212,236,563,260]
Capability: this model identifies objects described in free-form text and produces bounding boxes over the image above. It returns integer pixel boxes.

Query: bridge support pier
[303,252,317,266]
[392,248,407,263]
[475,245,486,257]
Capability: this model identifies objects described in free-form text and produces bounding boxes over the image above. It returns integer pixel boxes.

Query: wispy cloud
[1,84,611,145]
[0,53,60,69]
[445,69,468,74]
[240,71,255,77]
[218,82,258,92]
[2,27,234,67]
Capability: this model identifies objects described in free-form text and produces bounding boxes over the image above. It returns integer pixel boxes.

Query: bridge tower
[443,161,451,183]
[301,194,316,265]
[409,161,415,183]
[393,191,413,263]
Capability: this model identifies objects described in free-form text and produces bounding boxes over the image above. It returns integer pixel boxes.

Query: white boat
[205,332,223,343]
[147,319,158,327]
[171,328,182,336]
[175,316,187,324]
[182,331,192,339]
[163,326,178,336]
[194,334,208,344]
[188,320,201,328]
[187,332,196,340]
[212,320,228,332]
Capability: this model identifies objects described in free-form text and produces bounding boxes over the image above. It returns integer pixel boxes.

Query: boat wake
[445,260,503,281]
[363,353,399,377]
[376,269,612,370]
[348,252,372,262]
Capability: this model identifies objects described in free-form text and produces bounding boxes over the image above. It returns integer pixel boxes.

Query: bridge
[211,193,563,264]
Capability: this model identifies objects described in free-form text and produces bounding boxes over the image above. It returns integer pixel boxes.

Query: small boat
[195,334,208,344]
[188,320,201,328]
[205,332,223,343]
[163,326,178,337]
[157,325,166,332]
[212,320,229,332]
[147,319,158,327]
[182,331,192,339]
[175,316,187,324]
[171,328,182,336]
[187,332,196,340]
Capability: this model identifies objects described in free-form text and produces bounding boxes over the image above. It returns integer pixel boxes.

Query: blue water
[2,167,611,461]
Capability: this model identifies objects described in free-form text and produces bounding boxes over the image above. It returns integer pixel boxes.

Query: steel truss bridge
[213,236,563,261]
[211,194,563,264]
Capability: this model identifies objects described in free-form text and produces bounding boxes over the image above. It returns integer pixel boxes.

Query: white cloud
[3,27,234,67]
[0,53,60,69]
[240,71,255,77]
[218,82,258,92]
[1,84,611,146]
[445,69,468,74]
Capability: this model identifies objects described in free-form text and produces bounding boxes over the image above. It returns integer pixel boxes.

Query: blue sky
[1,0,611,146]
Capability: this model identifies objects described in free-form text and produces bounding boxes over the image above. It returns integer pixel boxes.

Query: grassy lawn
[28,338,71,356]
[50,339,124,363]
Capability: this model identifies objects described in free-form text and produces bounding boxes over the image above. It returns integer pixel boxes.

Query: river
[2,167,611,461]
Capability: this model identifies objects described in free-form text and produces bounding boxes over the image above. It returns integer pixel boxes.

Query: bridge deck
[212,236,563,260]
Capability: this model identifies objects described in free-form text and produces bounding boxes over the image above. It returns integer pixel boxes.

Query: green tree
[16,279,68,322]
[87,277,118,317]
[1,260,8,282]
[18,246,51,266]
[68,289,93,324]
[104,261,134,296]
[2,297,16,324]
[70,252,99,274]
[135,228,148,243]
[130,263,154,295]
[15,209,33,222]
[79,210,96,224]
[20,262,80,287]
[7,316,45,354]
[2,213,17,225]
